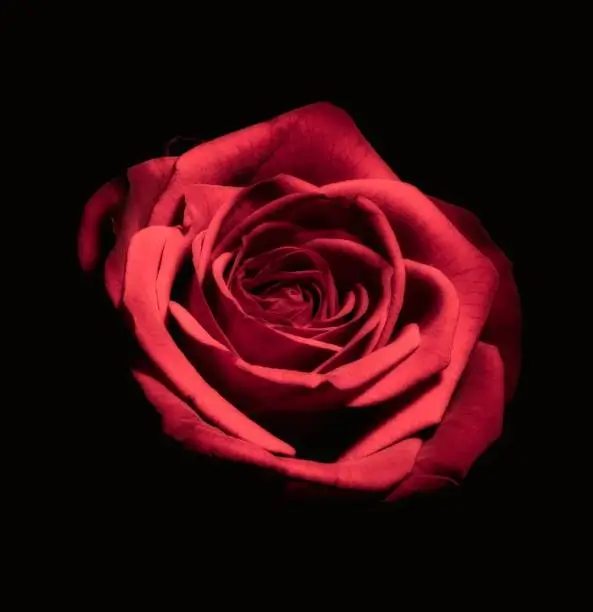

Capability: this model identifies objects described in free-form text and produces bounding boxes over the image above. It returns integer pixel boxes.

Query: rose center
[257,281,303,301]
[249,279,318,323]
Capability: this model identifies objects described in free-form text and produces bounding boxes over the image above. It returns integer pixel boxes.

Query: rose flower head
[78,103,521,502]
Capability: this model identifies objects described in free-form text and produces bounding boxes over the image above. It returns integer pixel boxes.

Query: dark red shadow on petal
[307,238,394,372]
[200,177,407,362]
[386,342,504,501]
[215,175,320,245]
[185,232,238,350]
[205,251,342,371]
[239,246,339,321]
[134,362,423,491]
[195,176,319,283]
[345,260,459,409]
[230,190,406,350]
[271,284,369,345]
[321,181,501,461]
[168,302,419,460]
[226,221,369,341]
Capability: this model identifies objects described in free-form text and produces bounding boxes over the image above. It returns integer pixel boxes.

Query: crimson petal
[212,187,405,346]
[346,260,459,407]
[104,157,177,305]
[271,285,367,344]
[121,226,294,456]
[323,180,498,458]
[207,252,341,370]
[386,342,504,500]
[134,368,421,491]
[181,184,241,232]
[429,196,521,401]
[340,261,465,459]
[171,102,398,189]
[196,176,319,283]
[302,238,393,372]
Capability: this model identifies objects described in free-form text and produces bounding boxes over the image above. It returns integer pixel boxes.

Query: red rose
[78,102,521,502]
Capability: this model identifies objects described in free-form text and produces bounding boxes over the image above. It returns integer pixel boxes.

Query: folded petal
[211,186,406,347]
[104,157,177,305]
[322,181,498,457]
[78,177,127,273]
[271,284,368,344]
[227,219,366,275]
[346,260,459,407]
[239,246,339,319]
[318,192,406,347]
[170,299,371,453]
[169,300,337,424]
[121,225,295,456]
[186,232,236,349]
[340,260,472,460]
[228,274,299,327]
[206,251,341,370]
[429,196,521,401]
[211,191,321,263]
[304,238,393,371]
[161,103,398,193]
[326,323,420,390]
[228,221,364,331]
[386,342,504,501]
[313,286,357,326]
[181,184,241,231]
[171,300,418,412]
[196,176,319,283]
[323,181,498,297]
[133,368,421,492]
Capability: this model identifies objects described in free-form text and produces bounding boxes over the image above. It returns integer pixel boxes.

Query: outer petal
[77,177,127,273]
[386,342,504,501]
[82,103,397,302]
[121,225,295,456]
[104,157,177,305]
[429,196,521,401]
[324,180,497,459]
[345,260,459,406]
[197,176,319,283]
[133,368,422,491]
[161,102,398,197]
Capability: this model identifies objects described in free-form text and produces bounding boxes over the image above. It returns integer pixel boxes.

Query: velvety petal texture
[78,102,521,502]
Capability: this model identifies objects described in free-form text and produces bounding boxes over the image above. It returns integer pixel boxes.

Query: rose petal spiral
[78,102,521,500]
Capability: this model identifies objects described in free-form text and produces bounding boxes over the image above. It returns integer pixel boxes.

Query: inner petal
[234,245,340,325]
[210,191,406,345]
[255,281,315,325]
[204,251,342,371]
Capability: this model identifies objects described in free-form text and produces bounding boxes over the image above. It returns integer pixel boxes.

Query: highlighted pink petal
[122,226,295,456]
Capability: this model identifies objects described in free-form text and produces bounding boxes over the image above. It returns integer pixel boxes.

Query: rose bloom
[78,103,521,502]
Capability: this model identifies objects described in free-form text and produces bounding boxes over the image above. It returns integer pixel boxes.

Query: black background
[6,8,551,524]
